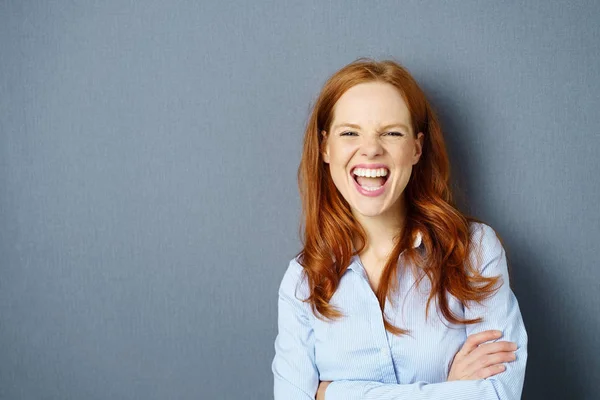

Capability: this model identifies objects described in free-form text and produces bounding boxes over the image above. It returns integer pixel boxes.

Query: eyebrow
[332,122,410,132]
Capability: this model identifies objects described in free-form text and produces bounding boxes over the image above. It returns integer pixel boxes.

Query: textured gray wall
[1,1,599,399]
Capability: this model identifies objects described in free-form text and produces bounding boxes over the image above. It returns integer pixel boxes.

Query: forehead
[331,81,412,129]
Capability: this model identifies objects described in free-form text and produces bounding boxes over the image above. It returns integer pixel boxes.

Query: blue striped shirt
[272,222,528,399]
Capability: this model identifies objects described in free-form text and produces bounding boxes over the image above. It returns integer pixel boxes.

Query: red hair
[296,58,501,336]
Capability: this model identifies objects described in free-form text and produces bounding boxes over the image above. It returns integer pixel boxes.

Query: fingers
[463,351,517,379]
[459,330,503,356]
[449,330,519,382]
[474,364,507,380]
[472,341,518,357]
[474,350,517,370]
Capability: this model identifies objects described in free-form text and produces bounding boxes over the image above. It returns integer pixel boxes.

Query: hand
[448,330,517,381]
[316,381,331,400]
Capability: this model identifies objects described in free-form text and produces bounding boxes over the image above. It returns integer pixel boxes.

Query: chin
[351,204,389,218]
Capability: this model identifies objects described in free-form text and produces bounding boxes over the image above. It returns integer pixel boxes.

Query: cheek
[396,146,416,164]
[329,143,357,164]
[327,146,355,191]
[387,150,416,172]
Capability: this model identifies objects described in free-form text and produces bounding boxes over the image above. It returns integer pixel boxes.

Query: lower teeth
[361,185,382,191]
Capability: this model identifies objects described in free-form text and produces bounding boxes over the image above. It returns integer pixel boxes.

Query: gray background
[1,1,599,399]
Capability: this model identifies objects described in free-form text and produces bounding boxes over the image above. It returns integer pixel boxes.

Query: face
[322,81,424,221]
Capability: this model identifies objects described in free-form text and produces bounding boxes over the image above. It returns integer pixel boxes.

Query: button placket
[353,255,398,384]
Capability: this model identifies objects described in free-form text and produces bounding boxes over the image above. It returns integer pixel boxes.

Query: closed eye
[340,131,404,137]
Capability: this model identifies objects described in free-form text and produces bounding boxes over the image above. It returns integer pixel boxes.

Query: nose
[360,135,384,158]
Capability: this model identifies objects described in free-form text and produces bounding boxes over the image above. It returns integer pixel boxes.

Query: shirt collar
[348,230,423,274]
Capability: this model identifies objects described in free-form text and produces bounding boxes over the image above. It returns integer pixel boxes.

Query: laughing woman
[272,59,527,400]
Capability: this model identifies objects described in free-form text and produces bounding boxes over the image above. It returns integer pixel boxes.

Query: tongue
[356,176,385,188]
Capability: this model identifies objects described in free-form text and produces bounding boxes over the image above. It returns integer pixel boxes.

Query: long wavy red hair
[296,58,502,335]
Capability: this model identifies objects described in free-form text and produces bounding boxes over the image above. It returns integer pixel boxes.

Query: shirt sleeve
[272,259,319,399]
[325,223,528,400]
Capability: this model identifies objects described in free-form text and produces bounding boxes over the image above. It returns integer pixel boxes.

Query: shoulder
[469,221,503,255]
[278,255,311,301]
[467,221,508,276]
[469,222,509,285]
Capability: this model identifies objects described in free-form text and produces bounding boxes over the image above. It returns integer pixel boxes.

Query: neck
[352,196,407,260]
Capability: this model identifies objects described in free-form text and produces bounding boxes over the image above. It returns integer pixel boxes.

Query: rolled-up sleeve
[272,259,319,399]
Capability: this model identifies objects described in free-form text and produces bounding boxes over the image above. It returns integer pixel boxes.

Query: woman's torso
[312,253,467,385]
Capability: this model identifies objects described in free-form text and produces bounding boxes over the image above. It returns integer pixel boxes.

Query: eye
[385,131,404,137]
[340,131,358,136]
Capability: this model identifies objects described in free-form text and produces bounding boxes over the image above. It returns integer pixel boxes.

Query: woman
[272,58,528,400]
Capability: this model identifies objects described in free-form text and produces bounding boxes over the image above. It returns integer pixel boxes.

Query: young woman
[272,58,528,400]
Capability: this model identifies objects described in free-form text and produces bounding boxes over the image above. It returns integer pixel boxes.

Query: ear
[412,132,424,164]
[321,130,330,164]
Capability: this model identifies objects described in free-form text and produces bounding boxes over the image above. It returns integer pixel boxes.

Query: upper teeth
[353,168,389,178]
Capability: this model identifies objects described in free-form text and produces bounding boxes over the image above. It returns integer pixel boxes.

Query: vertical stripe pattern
[272,222,528,399]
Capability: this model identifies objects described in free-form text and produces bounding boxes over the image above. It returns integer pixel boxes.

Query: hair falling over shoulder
[295,58,501,336]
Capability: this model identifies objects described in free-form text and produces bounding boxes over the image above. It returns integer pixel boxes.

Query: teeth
[362,185,382,191]
[352,167,389,178]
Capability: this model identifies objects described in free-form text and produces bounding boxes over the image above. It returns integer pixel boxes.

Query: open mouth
[351,167,389,192]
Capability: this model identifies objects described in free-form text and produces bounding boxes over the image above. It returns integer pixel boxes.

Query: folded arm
[325,224,528,400]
